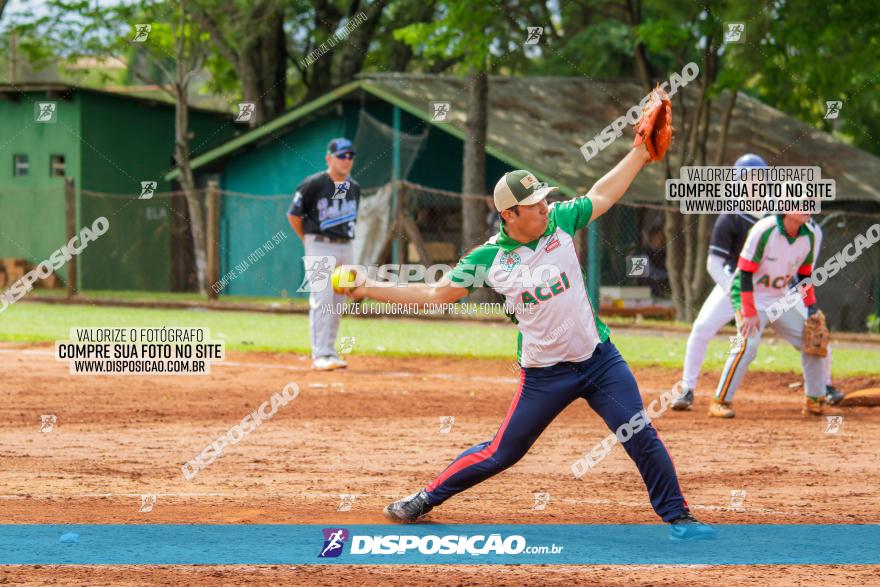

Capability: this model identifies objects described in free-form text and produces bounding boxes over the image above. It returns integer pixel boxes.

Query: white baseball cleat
[327,356,348,369]
[312,356,338,371]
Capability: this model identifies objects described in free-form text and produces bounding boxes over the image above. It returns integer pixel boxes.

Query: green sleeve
[448,243,499,293]
[551,197,594,236]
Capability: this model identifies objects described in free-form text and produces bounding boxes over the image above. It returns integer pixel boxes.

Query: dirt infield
[1,342,878,585]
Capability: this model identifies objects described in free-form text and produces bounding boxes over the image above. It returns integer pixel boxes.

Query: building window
[50,154,66,177]
[13,154,29,177]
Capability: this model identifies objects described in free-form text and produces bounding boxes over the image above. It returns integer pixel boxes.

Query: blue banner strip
[0,524,877,565]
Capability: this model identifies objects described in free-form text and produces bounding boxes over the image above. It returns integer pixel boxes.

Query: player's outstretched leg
[676,285,735,410]
[770,308,827,416]
[711,314,763,418]
[822,348,844,404]
[579,341,714,540]
[384,367,580,523]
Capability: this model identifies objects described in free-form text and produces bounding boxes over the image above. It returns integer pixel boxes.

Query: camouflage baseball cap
[493,170,558,211]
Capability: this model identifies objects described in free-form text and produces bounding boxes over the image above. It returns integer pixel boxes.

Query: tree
[190,0,288,125]
[742,0,880,158]
[291,0,392,102]
[13,0,216,294]
[394,2,530,257]
[627,0,748,320]
[164,1,212,295]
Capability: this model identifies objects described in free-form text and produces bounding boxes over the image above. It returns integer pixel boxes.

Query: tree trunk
[173,8,208,295]
[626,19,735,322]
[388,1,436,72]
[336,0,388,85]
[175,92,208,295]
[302,0,343,101]
[462,67,489,301]
[259,13,287,120]
[624,0,653,87]
[664,209,685,318]
[303,54,335,101]
[190,4,287,124]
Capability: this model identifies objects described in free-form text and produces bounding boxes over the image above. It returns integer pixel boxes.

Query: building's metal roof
[165,74,880,203]
[0,83,230,116]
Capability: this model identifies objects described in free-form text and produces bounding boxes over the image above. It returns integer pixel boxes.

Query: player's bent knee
[492,449,529,470]
[690,319,719,342]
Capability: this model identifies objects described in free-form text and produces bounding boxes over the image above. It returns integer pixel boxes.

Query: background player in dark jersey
[287,138,361,371]
[671,154,842,411]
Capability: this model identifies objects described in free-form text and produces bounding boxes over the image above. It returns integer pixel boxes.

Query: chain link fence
[3,180,877,332]
[375,181,880,331]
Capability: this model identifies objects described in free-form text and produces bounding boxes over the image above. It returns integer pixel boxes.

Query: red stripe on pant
[425,369,526,493]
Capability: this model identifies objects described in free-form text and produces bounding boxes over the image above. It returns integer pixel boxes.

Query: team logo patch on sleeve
[499,251,522,272]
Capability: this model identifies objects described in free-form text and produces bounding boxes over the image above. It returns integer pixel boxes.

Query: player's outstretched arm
[586,144,651,222]
[707,254,734,292]
[347,275,469,306]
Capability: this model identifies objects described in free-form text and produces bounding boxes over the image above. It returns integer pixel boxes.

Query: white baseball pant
[682,285,832,390]
[303,234,353,359]
[714,306,825,403]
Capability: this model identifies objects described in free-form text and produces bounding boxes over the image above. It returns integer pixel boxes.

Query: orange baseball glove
[803,309,830,357]
[633,86,672,163]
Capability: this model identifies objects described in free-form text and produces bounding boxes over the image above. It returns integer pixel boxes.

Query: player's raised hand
[346,284,368,301]
[331,265,366,300]
[633,86,672,163]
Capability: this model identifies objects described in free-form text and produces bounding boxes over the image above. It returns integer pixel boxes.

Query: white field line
[0,492,832,518]
[0,348,520,384]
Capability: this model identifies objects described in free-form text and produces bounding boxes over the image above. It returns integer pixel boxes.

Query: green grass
[30,289,310,307]
[2,301,877,376]
[29,289,691,326]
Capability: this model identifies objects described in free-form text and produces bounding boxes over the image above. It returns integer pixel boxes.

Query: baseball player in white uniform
[671,154,841,411]
[710,212,827,417]
[344,153,715,538]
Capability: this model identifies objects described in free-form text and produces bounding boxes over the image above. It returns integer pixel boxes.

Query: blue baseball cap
[327,137,355,156]
[734,153,767,168]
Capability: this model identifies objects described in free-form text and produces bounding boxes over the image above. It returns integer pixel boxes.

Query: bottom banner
[0,524,876,565]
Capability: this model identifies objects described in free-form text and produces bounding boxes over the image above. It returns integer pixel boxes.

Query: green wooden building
[164,73,879,329]
[0,84,235,291]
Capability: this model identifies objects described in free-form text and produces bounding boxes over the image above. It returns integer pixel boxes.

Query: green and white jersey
[730,215,815,312]
[448,197,609,368]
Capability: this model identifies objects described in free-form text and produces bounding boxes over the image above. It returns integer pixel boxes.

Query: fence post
[206,181,220,300]
[65,177,76,299]
[587,221,601,310]
[397,182,407,262]
[391,105,401,264]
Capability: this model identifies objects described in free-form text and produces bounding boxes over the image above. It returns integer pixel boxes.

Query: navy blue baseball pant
[423,340,688,522]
